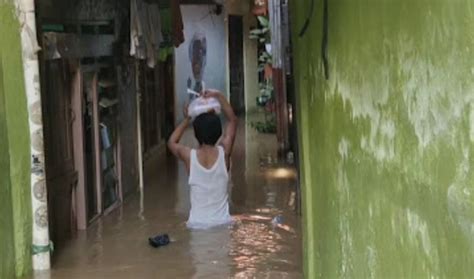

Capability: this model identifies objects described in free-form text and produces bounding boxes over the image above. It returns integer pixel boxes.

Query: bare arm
[167,108,192,171]
[204,90,238,156]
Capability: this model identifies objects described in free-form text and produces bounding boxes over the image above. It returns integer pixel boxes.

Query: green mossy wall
[291,0,474,278]
[0,1,33,278]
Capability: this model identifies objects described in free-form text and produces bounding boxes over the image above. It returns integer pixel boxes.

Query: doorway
[82,67,122,222]
[228,15,245,115]
[82,71,100,222]
[41,60,78,250]
[138,58,175,158]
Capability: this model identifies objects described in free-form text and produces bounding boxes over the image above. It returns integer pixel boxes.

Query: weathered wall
[175,5,227,123]
[0,1,33,278]
[291,0,474,278]
[175,1,259,123]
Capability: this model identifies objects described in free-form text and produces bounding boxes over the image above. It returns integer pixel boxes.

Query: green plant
[249,14,276,134]
[250,14,273,97]
[249,16,270,43]
[250,119,277,134]
[258,51,272,67]
[257,80,273,107]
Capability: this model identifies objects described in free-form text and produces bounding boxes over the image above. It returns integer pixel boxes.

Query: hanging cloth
[130,0,164,67]
[130,0,146,59]
[171,0,184,47]
[144,1,163,67]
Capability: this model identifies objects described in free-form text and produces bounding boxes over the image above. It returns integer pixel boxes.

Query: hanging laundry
[130,0,146,59]
[130,0,164,68]
[131,0,184,63]
[145,1,164,67]
[171,0,184,47]
[156,2,174,61]
[157,0,185,60]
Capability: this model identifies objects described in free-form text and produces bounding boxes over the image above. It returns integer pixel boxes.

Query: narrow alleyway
[28,117,302,279]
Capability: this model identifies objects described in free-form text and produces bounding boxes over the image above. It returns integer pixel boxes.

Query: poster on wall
[175,5,227,123]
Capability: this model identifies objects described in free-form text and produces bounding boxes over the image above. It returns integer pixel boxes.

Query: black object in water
[148,234,170,248]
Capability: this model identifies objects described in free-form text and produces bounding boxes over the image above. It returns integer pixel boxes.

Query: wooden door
[41,60,78,247]
[228,15,245,114]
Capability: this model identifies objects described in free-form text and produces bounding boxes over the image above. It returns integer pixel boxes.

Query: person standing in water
[168,89,238,229]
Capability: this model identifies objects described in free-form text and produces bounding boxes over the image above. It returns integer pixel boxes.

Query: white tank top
[187,146,232,229]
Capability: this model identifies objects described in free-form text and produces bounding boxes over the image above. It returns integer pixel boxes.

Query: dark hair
[193,112,222,145]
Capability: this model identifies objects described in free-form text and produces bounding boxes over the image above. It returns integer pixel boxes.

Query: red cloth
[172,0,185,47]
[252,0,268,15]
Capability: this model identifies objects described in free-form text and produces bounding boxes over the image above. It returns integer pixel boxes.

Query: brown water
[29,119,302,279]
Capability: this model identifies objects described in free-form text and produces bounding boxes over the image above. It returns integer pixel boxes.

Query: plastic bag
[188,96,221,119]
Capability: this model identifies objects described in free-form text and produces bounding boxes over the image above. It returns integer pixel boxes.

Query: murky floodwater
[29,118,302,279]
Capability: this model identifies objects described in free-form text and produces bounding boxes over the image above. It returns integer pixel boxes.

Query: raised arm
[167,105,192,171]
[204,90,238,156]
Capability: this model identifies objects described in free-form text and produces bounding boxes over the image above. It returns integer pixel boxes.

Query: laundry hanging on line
[130,0,163,68]
[130,0,184,66]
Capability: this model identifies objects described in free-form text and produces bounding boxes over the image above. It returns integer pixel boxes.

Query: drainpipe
[15,0,51,270]
[135,62,145,204]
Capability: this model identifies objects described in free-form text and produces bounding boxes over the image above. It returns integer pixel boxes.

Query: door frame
[228,14,246,115]
[39,59,79,250]
[74,67,124,228]
[71,64,88,230]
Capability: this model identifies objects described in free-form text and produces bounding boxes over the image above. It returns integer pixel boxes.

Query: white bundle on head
[187,83,221,120]
[188,97,221,120]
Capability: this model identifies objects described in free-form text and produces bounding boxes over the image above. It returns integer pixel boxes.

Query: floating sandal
[148,234,170,248]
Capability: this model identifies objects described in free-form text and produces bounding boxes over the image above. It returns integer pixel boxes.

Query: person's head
[193,112,222,146]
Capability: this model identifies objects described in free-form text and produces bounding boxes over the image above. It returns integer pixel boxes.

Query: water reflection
[189,226,232,279]
[230,217,299,278]
[266,168,297,179]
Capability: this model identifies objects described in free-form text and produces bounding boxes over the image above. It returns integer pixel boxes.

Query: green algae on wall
[291,0,474,278]
[0,54,17,279]
[0,1,33,278]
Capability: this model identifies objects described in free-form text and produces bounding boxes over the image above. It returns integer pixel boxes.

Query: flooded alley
[4,0,474,278]
[28,119,303,279]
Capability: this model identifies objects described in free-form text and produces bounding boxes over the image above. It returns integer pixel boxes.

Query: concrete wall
[175,5,227,123]
[291,0,474,278]
[174,1,259,123]
[0,1,33,278]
